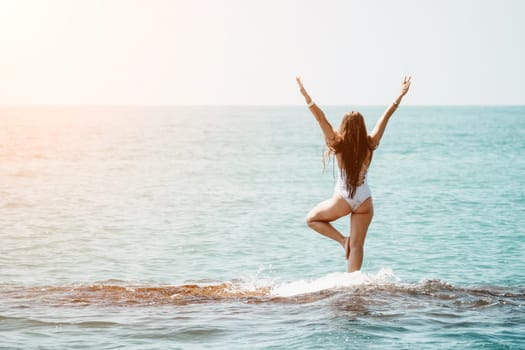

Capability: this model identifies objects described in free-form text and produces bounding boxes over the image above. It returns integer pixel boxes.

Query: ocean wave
[0,315,122,328]
[0,269,523,308]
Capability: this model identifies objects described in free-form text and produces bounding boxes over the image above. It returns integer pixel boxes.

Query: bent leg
[348,198,374,272]
[306,195,352,247]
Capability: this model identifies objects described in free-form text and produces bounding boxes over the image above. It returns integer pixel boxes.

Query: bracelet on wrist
[307,101,315,108]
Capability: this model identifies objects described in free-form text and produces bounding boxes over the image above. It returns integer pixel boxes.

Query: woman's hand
[296,76,313,105]
[296,76,308,98]
[400,76,412,97]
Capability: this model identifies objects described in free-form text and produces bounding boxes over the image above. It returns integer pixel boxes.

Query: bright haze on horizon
[0,0,523,106]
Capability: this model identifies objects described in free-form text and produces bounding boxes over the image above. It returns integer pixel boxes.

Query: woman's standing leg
[347,198,374,272]
[306,195,352,248]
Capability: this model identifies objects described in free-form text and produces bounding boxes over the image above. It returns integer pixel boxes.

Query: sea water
[0,106,524,349]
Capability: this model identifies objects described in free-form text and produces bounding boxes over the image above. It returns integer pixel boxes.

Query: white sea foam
[271,268,398,297]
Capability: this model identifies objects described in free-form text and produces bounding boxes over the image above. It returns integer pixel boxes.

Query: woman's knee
[306,211,323,227]
[305,212,316,227]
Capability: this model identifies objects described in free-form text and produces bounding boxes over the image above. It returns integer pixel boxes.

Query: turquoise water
[1,106,524,349]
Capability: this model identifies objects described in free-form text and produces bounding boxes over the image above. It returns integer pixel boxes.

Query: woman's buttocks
[334,176,371,210]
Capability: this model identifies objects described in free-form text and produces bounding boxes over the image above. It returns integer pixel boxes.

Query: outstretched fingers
[400,76,412,96]
[296,77,306,92]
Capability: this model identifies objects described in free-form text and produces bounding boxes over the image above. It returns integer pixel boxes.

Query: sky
[0,0,523,106]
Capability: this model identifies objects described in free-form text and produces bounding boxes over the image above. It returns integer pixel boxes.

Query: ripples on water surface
[1,106,524,349]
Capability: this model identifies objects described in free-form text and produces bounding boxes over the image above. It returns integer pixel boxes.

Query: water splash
[271,268,398,297]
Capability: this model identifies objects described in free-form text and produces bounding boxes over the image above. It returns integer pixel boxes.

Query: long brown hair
[328,111,374,198]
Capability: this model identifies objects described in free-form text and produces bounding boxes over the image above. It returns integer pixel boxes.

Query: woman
[296,76,412,272]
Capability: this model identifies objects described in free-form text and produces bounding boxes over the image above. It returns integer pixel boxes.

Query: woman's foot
[344,236,351,260]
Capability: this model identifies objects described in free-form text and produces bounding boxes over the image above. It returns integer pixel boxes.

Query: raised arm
[369,76,412,149]
[296,77,338,147]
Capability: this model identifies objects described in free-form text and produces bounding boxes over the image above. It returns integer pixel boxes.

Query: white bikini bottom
[334,178,371,211]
